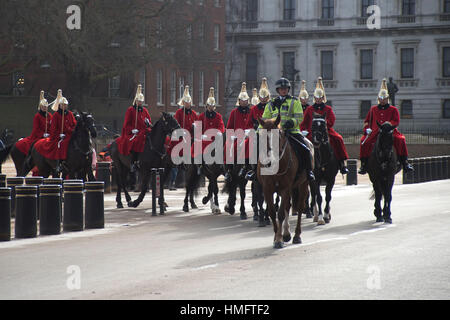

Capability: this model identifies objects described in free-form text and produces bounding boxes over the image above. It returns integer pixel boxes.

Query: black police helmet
[275,78,291,90]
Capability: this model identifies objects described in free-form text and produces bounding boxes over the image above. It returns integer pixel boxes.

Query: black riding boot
[130,152,139,173]
[359,158,368,175]
[298,143,315,181]
[399,155,414,172]
[224,164,232,183]
[339,160,349,175]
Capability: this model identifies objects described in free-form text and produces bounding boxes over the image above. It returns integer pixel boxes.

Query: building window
[139,68,146,96]
[443,100,450,118]
[214,0,220,7]
[198,23,205,42]
[401,100,413,118]
[245,0,258,21]
[179,76,185,101]
[170,71,177,105]
[361,0,375,17]
[245,52,258,83]
[360,100,372,119]
[401,48,414,79]
[360,49,373,80]
[12,71,25,96]
[283,0,296,20]
[443,47,450,77]
[188,71,194,99]
[402,0,415,15]
[445,0,450,13]
[108,76,120,98]
[214,24,220,51]
[215,71,220,104]
[157,69,163,105]
[321,51,334,80]
[198,71,204,106]
[282,52,296,81]
[322,0,334,19]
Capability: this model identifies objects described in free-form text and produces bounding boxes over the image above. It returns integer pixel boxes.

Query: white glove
[366,128,372,135]
[59,134,65,139]
[301,130,309,137]
[201,135,208,139]
[43,133,50,138]
[244,129,251,136]
[230,136,237,141]
[216,132,223,137]
[132,129,139,134]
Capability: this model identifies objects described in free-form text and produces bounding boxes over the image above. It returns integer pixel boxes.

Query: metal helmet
[275,77,291,90]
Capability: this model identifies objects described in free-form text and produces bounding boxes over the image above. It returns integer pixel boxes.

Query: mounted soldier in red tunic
[12,91,52,176]
[224,82,254,181]
[34,89,77,173]
[300,77,349,175]
[358,79,414,174]
[170,86,198,161]
[298,80,311,113]
[115,84,152,172]
[196,87,225,157]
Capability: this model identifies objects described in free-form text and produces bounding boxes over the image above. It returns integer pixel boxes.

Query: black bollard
[151,169,157,217]
[346,159,358,186]
[0,187,11,241]
[25,176,44,220]
[7,177,24,218]
[85,181,104,229]
[39,185,62,235]
[96,162,111,193]
[63,182,84,232]
[15,185,38,239]
[64,179,84,185]
[158,168,165,215]
[43,178,63,186]
[0,174,6,187]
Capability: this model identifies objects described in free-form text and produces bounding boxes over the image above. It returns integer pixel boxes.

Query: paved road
[0,177,449,300]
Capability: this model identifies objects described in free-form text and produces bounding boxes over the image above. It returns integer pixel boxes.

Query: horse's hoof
[306,213,313,219]
[376,217,384,223]
[324,216,331,224]
[384,218,392,224]
[292,236,302,244]
[273,241,284,249]
[258,221,266,228]
[191,203,198,209]
[313,216,318,222]
[240,212,247,220]
[225,205,235,215]
[253,214,259,221]
[127,201,135,208]
[117,203,124,209]
[183,204,189,212]
[283,234,291,243]
[292,212,298,216]
[317,220,326,226]
[202,197,209,205]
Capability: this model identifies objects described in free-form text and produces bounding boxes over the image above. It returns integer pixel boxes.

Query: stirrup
[245,170,256,181]
[307,170,315,181]
[358,166,367,175]
[403,162,414,172]
[340,166,349,175]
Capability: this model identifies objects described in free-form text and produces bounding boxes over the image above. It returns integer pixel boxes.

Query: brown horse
[257,115,310,248]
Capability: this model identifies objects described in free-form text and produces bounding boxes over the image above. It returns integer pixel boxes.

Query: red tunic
[300,104,349,161]
[16,111,52,155]
[34,109,77,160]
[115,105,152,156]
[169,108,198,158]
[192,111,225,157]
[226,106,253,161]
[360,104,408,158]
[247,104,266,129]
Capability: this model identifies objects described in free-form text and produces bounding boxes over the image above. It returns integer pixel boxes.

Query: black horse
[310,113,339,225]
[21,111,97,179]
[222,163,249,220]
[0,129,14,173]
[110,112,180,209]
[367,122,400,224]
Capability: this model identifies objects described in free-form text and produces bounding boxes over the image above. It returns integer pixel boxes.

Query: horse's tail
[0,144,13,165]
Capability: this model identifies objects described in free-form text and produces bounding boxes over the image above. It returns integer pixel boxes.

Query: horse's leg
[113,164,124,208]
[316,179,325,225]
[256,182,267,227]
[211,177,221,214]
[239,180,247,220]
[130,167,151,208]
[293,181,308,244]
[274,190,287,248]
[202,176,213,205]
[382,178,394,224]
[263,187,278,246]
[373,182,383,222]
[281,190,292,244]
[323,177,335,224]
[224,181,236,215]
